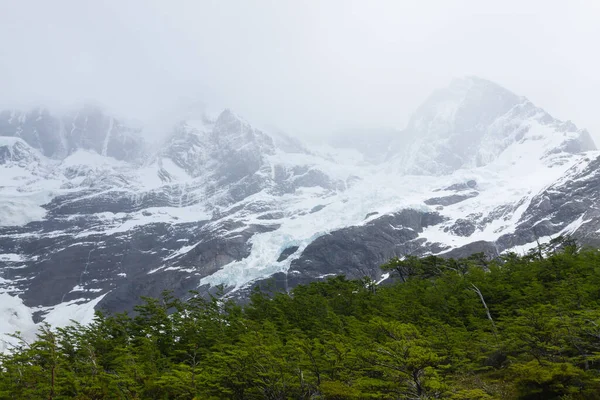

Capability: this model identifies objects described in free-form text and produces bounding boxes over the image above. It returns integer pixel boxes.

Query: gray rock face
[424,192,479,206]
[277,246,299,262]
[285,210,447,286]
[98,222,278,314]
[387,77,596,175]
[496,155,600,250]
[0,109,64,158]
[0,137,42,165]
[0,106,356,319]
[442,180,478,191]
[0,106,144,161]
[445,219,477,237]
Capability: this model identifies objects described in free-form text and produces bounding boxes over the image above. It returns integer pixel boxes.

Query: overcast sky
[1,0,599,141]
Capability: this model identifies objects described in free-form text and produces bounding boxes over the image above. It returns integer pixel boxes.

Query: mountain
[1,77,599,350]
[387,77,595,174]
[0,106,144,161]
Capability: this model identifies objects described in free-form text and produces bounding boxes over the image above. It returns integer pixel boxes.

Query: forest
[2,237,600,399]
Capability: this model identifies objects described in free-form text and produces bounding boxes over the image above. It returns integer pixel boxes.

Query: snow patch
[0,253,25,262]
[0,293,36,353]
[41,294,108,328]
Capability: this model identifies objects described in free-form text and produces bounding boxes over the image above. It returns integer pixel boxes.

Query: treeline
[3,238,600,399]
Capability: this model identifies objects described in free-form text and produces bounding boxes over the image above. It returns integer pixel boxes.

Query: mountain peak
[450,75,512,89]
[387,77,595,175]
[447,76,518,96]
[0,136,41,165]
[0,105,145,162]
[410,76,521,130]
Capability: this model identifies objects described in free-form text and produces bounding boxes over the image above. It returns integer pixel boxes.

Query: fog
[1,0,599,141]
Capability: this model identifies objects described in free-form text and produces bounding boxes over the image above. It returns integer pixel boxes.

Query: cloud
[0,0,599,141]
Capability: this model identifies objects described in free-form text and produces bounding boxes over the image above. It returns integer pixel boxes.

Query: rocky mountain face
[386,77,595,174]
[0,106,144,161]
[1,77,599,348]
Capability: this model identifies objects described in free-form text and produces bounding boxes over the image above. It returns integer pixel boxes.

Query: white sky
[1,0,599,141]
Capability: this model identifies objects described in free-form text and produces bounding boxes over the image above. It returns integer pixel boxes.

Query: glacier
[1,77,600,346]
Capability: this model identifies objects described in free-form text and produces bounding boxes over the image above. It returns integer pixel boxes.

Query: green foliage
[3,238,600,398]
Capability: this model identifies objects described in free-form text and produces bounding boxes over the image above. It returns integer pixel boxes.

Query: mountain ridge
[385,76,596,174]
[1,77,599,351]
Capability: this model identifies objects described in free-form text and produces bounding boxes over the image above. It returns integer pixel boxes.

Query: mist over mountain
[1,77,599,351]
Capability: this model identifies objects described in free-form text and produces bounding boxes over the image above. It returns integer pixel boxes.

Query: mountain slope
[1,77,599,350]
[0,106,144,161]
[387,77,595,174]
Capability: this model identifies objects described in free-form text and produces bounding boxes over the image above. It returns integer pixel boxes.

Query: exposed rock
[445,218,477,237]
[277,246,299,262]
[285,210,446,287]
[441,180,478,192]
[424,192,479,206]
[310,205,326,213]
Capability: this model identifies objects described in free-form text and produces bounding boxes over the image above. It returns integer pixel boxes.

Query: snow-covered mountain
[387,77,595,174]
[1,77,599,350]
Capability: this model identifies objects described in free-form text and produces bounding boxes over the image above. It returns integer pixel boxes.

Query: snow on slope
[0,292,35,353]
[62,149,128,169]
[387,77,595,175]
[1,78,598,348]
[200,173,435,289]
[0,292,108,353]
[202,146,590,290]
[201,80,597,289]
[0,138,62,226]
